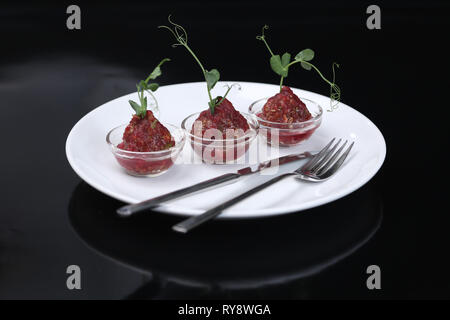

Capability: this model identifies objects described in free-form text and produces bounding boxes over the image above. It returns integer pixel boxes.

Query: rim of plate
[65,81,386,219]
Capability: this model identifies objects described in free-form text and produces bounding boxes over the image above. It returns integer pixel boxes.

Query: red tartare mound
[118,110,174,152]
[192,97,249,137]
[259,86,311,123]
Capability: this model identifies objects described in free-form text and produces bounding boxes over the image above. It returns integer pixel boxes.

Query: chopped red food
[118,110,174,152]
[256,86,319,146]
[258,86,311,123]
[190,98,251,163]
[192,97,250,137]
[114,155,174,176]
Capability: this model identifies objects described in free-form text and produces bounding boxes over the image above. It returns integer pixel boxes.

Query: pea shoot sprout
[159,15,238,114]
[256,25,341,111]
[128,58,170,118]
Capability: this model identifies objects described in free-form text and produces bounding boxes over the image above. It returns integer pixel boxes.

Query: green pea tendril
[128,58,170,118]
[159,15,237,114]
[256,25,341,111]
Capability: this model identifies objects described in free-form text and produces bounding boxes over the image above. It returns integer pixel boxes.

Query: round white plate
[66,81,386,218]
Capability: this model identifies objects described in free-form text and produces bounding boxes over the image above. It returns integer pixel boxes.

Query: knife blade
[116,152,311,217]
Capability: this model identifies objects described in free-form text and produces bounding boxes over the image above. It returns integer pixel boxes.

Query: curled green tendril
[159,15,234,114]
[256,25,275,56]
[328,63,341,111]
[158,15,188,47]
[216,83,241,106]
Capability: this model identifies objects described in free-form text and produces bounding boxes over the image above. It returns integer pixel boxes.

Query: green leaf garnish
[205,69,220,90]
[295,49,314,62]
[147,58,171,81]
[159,15,237,114]
[128,58,170,118]
[129,100,143,115]
[256,25,341,111]
[142,96,148,109]
[149,67,162,80]
[270,55,288,77]
[281,52,291,67]
[147,83,159,92]
[300,61,312,70]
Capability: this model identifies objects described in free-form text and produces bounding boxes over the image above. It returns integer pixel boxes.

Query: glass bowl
[249,97,323,147]
[181,112,259,164]
[106,123,185,177]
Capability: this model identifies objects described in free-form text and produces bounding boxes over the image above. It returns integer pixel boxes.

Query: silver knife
[116,152,312,217]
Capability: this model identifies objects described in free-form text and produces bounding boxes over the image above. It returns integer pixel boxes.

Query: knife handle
[116,173,241,217]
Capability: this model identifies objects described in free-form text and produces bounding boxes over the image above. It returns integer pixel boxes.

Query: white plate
[65,81,386,218]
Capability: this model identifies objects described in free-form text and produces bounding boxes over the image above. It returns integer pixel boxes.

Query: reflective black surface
[69,181,382,299]
[1,1,449,299]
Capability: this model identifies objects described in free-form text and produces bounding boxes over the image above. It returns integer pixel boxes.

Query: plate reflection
[68,182,382,299]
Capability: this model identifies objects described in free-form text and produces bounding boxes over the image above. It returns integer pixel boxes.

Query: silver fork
[172,138,354,233]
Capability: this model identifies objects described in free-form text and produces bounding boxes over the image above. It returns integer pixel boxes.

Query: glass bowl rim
[249,96,323,127]
[181,111,259,143]
[106,122,185,156]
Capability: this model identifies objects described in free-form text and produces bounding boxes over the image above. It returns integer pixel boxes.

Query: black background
[0,0,449,299]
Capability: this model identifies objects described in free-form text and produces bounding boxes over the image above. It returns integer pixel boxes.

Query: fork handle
[117,173,241,217]
[172,172,296,233]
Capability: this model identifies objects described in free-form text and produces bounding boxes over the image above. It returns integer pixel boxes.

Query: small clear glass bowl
[249,97,323,147]
[181,112,259,164]
[106,123,185,177]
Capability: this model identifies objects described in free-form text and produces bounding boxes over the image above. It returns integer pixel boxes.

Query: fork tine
[315,140,348,176]
[319,141,354,178]
[301,138,336,172]
[310,138,342,173]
